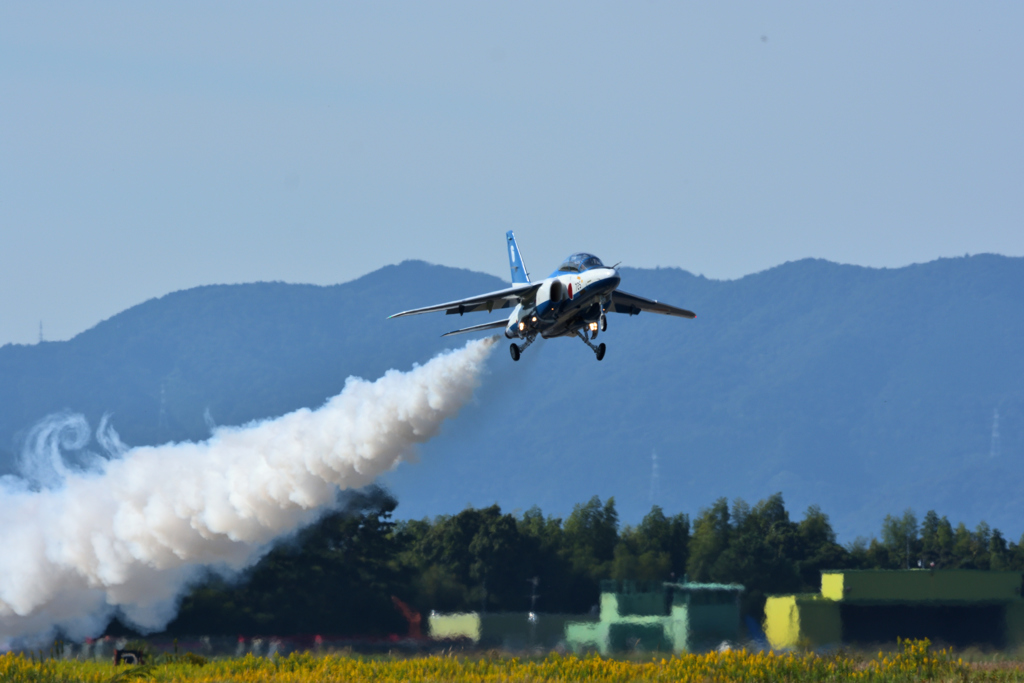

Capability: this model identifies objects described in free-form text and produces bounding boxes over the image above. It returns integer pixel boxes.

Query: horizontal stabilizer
[441,319,509,337]
[609,290,696,318]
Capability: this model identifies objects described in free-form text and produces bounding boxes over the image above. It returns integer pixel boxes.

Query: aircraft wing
[608,290,696,318]
[441,319,510,337]
[388,282,540,318]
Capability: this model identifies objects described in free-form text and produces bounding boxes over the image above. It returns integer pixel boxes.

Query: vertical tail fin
[506,231,530,284]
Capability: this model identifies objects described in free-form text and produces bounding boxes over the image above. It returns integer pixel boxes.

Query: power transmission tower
[649,450,660,504]
[158,382,169,438]
[991,408,1001,458]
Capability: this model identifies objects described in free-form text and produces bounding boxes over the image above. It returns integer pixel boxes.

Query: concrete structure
[565,580,744,654]
[427,611,590,649]
[765,570,1024,650]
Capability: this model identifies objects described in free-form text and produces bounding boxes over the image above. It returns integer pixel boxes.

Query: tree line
[153,488,1024,638]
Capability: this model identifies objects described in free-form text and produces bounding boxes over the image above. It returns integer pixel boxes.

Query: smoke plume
[0,337,496,645]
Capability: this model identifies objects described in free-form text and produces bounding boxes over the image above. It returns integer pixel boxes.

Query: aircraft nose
[606,269,621,289]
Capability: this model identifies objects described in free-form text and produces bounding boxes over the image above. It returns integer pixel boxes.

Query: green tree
[973,521,993,570]
[920,510,942,567]
[944,521,1000,569]
[563,496,619,579]
[952,522,976,567]
[666,513,691,579]
[881,509,919,569]
[711,494,801,617]
[934,515,955,566]
[517,506,578,612]
[520,505,563,546]
[865,538,894,568]
[467,507,533,610]
[168,487,408,637]
[796,505,848,590]
[403,505,535,612]
[413,564,470,612]
[1012,533,1024,571]
[686,498,730,582]
[988,529,1010,570]
[635,505,671,555]
[610,506,680,581]
[845,537,871,568]
[560,496,620,611]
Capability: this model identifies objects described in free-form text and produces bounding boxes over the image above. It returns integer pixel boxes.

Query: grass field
[3,639,1024,683]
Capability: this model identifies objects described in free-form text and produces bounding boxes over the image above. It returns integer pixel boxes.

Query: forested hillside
[2,256,1022,539]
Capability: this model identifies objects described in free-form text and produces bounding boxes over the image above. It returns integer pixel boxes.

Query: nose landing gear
[576,329,607,361]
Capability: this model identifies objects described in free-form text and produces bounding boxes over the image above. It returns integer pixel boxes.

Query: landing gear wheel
[600,315,607,332]
[510,343,521,361]
[595,343,606,361]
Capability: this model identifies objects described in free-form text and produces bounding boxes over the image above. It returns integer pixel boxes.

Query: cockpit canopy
[557,253,605,273]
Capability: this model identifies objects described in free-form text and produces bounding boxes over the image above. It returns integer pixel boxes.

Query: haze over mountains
[1,256,1021,540]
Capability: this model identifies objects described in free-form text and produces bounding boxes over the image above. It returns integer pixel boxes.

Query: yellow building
[428,611,589,649]
[765,570,1024,650]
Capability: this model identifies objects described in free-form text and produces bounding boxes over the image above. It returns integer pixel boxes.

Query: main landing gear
[576,329,606,361]
[510,335,536,362]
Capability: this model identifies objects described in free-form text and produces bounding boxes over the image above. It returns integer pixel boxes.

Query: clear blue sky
[2,3,1022,345]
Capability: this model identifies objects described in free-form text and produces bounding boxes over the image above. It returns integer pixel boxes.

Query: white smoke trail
[0,337,496,646]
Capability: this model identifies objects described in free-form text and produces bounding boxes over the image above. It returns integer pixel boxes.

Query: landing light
[531,316,537,322]
[589,322,598,332]
[518,321,525,331]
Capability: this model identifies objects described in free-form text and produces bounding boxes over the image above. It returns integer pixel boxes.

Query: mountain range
[1,256,1021,540]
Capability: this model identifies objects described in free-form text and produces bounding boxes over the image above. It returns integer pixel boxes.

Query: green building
[764,570,1024,650]
[565,580,744,654]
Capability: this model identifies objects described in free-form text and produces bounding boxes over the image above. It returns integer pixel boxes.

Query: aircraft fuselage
[506,267,621,340]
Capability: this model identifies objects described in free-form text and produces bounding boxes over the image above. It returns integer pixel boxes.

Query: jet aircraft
[389,231,695,361]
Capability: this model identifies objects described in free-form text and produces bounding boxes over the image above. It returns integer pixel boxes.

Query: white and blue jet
[389,231,696,361]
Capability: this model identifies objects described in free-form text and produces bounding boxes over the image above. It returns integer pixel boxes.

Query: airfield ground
[4,640,1024,683]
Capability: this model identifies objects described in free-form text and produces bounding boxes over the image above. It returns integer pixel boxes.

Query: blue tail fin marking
[506,231,530,284]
